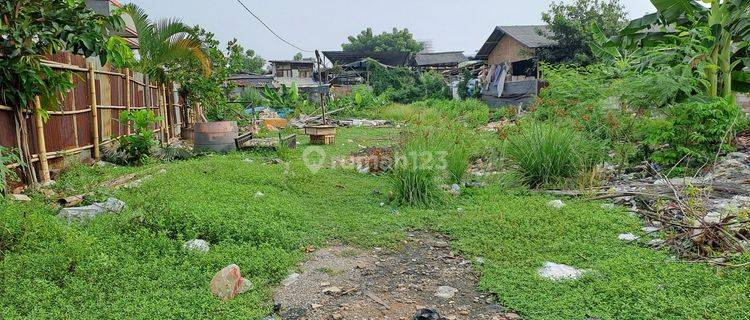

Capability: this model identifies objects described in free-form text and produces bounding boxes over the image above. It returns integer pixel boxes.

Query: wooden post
[124,68,132,135]
[88,62,100,160]
[156,84,164,143]
[33,96,51,184]
[162,84,170,140]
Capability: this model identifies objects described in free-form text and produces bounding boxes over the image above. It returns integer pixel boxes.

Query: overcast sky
[124,0,656,61]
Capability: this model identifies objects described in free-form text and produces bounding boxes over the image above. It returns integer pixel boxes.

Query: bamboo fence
[0,52,187,185]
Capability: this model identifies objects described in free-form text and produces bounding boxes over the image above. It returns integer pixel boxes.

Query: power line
[233,0,314,53]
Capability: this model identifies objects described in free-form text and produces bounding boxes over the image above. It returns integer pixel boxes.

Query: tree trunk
[719,31,733,101]
[13,106,36,185]
[707,45,719,97]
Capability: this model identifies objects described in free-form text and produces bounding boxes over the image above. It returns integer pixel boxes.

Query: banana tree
[618,0,750,99]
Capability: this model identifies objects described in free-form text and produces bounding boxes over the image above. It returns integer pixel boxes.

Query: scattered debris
[336,119,391,127]
[57,197,126,223]
[183,239,210,253]
[548,152,750,262]
[482,120,514,132]
[322,286,342,296]
[538,262,589,281]
[255,191,265,198]
[547,199,565,209]
[435,286,458,299]
[273,232,506,319]
[209,264,253,301]
[343,147,394,173]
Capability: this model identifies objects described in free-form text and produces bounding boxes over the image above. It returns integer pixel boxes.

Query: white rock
[703,211,725,225]
[647,239,666,247]
[282,273,300,287]
[9,194,31,203]
[183,239,210,253]
[254,191,265,197]
[547,200,565,209]
[642,226,660,234]
[58,197,126,223]
[618,233,639,242]
[435,285,458,299]
[237,278,253,294]
[538,262,589,281]
[356,164,370,174]
[243,158,254,163]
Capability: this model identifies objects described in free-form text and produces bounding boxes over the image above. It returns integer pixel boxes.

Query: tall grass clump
[391,128,445,206]
[506,122,605,188]
[445,126,474,184]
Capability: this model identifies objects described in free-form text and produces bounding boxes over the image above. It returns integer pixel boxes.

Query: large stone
[9,194,31,203]
[281,272,300,287]
[435,285,458,299]
[538,262,589,281]
[57,197,126,223]
[209,264,252,301]
[618,233,639,242]
[183,239,210,253]
[547,200,565,209]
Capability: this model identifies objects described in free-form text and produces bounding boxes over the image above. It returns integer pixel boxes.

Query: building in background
[474,25,556,107]
[85,0,139,49]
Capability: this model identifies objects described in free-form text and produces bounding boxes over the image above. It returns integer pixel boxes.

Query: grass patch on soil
[2,126,749,319]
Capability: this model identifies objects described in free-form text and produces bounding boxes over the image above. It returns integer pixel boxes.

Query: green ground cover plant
[1,124,749,319]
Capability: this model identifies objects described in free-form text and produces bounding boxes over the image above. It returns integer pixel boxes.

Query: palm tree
[121,4,211,83]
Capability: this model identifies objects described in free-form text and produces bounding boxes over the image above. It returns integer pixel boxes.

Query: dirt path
[273,232,518,320]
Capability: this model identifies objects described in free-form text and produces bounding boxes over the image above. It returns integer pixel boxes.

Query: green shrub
[118,110,162,165]
[368,61,450,104]
[153,144,194,162]
[639,97,744,165]
[505,122,606,188]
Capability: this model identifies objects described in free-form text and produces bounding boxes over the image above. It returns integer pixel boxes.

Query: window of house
[275,64,292,77]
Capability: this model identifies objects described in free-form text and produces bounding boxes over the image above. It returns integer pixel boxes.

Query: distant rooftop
[414,51,468,67]
[475,25,556,61]
[269,60,315,65]
[322,51,413,67]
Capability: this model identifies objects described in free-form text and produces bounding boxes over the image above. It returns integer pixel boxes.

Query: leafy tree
[168,27,233,121]
[538,0,628,65]
[122,4,210,84]
[0,0,132,182]
[342,28,424,53]
[293,52,304,61]
[226,39,265,74]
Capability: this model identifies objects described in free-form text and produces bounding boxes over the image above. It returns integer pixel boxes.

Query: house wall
[486,36,535,65]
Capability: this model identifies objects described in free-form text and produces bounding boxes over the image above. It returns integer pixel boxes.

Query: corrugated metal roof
[414,51,468,67]
[322,51,413,67]
[475,25,556,60]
